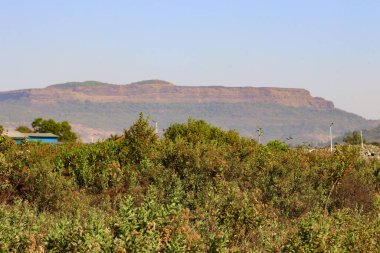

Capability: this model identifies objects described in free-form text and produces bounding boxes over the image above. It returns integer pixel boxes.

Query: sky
[0,0,379,119]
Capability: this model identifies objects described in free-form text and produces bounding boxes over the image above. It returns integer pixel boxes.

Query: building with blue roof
[4,131,59,144]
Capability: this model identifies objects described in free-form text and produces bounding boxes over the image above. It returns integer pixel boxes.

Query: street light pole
[330,122,334,153]
[151,120,158,135]
[361,130,364,149]
[257,128,263,144]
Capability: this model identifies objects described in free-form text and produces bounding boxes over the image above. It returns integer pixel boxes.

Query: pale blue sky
[0,1,379,119]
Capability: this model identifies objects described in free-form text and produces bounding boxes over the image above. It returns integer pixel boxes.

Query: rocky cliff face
[0,80,334,110]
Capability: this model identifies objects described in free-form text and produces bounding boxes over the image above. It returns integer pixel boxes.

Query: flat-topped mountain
[0,80,333,110]
[0,80,377,143]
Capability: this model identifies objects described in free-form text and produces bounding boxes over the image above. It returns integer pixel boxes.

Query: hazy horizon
[1,1,379,119]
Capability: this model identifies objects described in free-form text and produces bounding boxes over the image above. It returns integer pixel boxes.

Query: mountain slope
[362,125,380,143]
[0,80,377,143]
[0,80,333,109]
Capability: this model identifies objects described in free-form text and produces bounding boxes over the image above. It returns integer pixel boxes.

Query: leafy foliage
[120,112,158,164]
[32,118,77,142]
[15,125,33,133]
[164,118,241,145]
[0,115,380,251]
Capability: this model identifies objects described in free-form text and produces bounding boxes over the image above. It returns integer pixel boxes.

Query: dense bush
[0,116,380,251]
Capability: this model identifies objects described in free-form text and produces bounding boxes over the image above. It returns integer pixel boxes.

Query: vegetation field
[1,115,380,252]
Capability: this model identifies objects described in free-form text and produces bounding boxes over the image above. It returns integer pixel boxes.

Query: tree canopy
[164,118,241,145]
[31,118,77,142]
[15,125,33,133]
[121,112,158,164]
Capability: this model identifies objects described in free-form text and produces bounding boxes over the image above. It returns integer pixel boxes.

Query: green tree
[121,113,158,164]
[266,140,289,151]
[15,125,33,133]
[0,125,3,135]
[164,118,240,145]
[343,130,365,145]
[31,118,77,142]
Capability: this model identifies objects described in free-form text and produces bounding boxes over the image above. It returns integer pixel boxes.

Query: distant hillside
[363,125,380,143]
[0,80,378,143]
[0,80,334,109]
[334,124,380,145]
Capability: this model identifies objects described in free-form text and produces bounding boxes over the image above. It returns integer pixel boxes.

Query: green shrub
[1,116,380,251]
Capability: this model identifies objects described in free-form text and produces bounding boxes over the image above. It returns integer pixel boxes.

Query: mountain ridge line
[0,79,334,110]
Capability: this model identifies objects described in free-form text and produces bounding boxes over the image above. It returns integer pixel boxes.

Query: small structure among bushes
[4,131,58,144]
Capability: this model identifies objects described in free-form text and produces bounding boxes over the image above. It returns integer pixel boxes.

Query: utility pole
[330,122,334,153]
[360,130,364,149]
[257,128,263,144]
[152,120,158,135]
[91,133,96,143]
